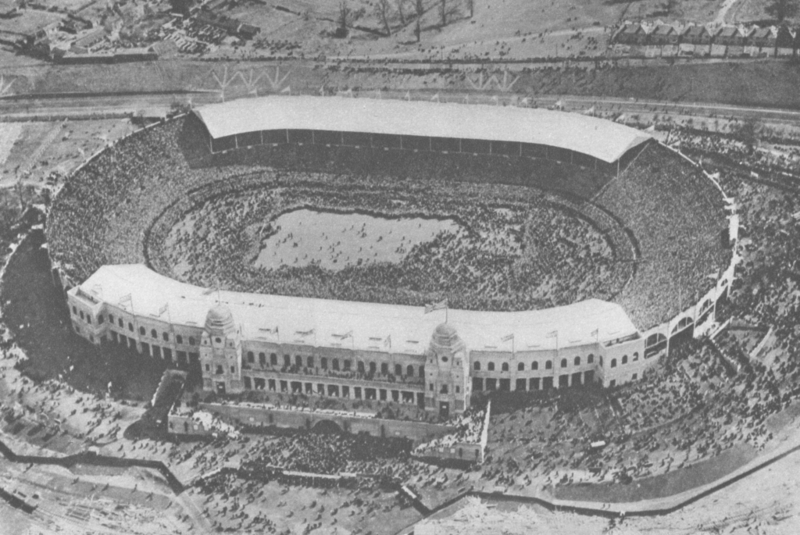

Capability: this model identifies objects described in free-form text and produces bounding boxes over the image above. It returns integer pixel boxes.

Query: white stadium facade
[61,96,739,419]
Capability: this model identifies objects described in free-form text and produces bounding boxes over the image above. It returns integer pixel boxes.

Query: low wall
[169,402,456,444]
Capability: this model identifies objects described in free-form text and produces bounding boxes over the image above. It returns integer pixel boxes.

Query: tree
[396,0,406,25]
[337,0,349,37]
[765,0,799,21]
[376,0,392,35]
[465,0,474,18]
[414,0,423,42]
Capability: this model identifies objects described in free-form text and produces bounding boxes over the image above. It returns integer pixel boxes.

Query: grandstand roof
[193,96,652,164]
[78,264,639,355]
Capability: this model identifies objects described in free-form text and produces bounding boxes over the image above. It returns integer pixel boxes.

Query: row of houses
[614,21,798,50]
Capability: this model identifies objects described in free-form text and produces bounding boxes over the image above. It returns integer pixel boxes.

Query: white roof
[193,96,651,164]
[77,265,639,355]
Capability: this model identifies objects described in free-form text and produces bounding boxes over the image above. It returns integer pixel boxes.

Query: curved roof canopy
[193,96,651,164]
[78,265,639,355]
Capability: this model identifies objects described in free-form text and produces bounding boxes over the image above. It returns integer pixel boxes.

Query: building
[66,265,657,418]
[58,96,738,423]
[192,96,653,175]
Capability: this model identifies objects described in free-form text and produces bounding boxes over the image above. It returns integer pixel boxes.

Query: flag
[501,333,514,343]
[424,299,448,314]
[333,330,353,340]
[590,329,599,337]
[297,328,315,336]
[158,303,169,316]
[119,293,132,304]
[546,330,558,338]
[384,335,391,349]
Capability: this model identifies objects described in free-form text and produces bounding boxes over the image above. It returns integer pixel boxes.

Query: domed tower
[425,323,471,419]
[200,304,243,395]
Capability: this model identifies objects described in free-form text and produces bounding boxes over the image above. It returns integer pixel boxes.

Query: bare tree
[396,0,406,25]
[376,0,392,35]
[415,0,423,42]
[439,0,446,26]
[465,0,474,18]
[338,0,349,36]
[765,0,799,21]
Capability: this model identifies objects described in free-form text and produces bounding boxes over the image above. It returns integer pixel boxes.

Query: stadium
[47,95,737,422]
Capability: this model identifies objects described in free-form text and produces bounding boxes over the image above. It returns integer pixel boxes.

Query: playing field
[253,208,462,271]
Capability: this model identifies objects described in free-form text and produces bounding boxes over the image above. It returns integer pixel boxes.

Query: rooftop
[76,265,640,355]
[193,96,652,164]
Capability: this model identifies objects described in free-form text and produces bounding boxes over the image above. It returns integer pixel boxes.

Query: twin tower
[200,305,471,419]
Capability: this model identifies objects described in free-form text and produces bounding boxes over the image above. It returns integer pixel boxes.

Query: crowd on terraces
[48,116,641,314]
[150,175,624,311]
[600,143,731,328]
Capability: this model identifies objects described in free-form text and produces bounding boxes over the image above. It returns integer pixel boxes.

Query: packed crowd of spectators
[601,143,731,329]
[150,171,623,311]
[413,407,486,456]
[48,116,643,313]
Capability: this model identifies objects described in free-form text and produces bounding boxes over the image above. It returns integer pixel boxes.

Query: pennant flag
[590,328,599,337]
[546,330,558,338]
[297,328,315,336]
[501,333,514,343]
[384,335,391,348]
[333,330,353,340]
[424,299,448,314]
[119,293,132,304]
[158,303,169,316]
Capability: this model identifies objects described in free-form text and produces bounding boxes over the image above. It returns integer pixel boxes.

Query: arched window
[247,351,254,362]
[270,353,278,365]
[407,364,414,376]
[151,329,157,339]
[532,361,539,370]
[369,362,377,374]
[283,354,291,367]
[381,362,389,375]
[259,352,266,365]
[295,355,303,367]
[321,357,328,369]
[501,362,509,372]
[633,352,639,361]
[599,356,603,366]
[622,355,628,365]
[419,365,425,377]
[611,358,617,368]
[561,358,568,368]
[307,355,314,367]
[189,336,195,345]
[587,354,594,364]
[176,334,183,344]
[139,326,145,336]
[395,364,402,376]
[358,361,366,373]
[474,361,481,371]
[163,332,169,342]
[488,362,495,371]
[332,358,340,371]
[119,318,124,328]
[574,356,581,366]
[128,322,133,332]
[79,311,84,320]
[518,362,524,371]
[545,360,552,370]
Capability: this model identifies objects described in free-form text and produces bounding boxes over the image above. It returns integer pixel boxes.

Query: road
[2,89,800,128]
